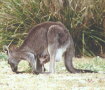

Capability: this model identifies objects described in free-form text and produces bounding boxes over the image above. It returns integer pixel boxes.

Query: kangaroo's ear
[3,45,9,55]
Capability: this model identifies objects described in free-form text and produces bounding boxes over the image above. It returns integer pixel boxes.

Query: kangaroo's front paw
[32,70,39,75]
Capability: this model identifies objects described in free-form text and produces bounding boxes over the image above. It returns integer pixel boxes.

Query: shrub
[0,0,105,56]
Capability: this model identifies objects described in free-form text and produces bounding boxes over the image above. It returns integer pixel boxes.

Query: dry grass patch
[0,56,105,90]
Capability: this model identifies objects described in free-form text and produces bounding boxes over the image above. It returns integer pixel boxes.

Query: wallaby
[4,21,94,74]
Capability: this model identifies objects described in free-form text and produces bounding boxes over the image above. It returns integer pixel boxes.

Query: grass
[0,0,105,56]
[0,53,105,90]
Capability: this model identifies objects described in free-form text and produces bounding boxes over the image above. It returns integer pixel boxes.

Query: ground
[0,53,105,90]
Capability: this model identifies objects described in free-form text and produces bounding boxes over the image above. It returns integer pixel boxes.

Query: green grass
[0,53,105,90]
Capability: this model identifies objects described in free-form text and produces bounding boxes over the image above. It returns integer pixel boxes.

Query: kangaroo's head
[3,45,19,73]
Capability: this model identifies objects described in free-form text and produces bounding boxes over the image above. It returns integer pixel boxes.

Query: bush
[0,0,105,56]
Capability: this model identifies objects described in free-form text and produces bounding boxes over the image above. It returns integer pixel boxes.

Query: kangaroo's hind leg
[48,44,57,73]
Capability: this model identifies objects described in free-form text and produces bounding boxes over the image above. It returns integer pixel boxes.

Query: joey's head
[3,45,19,73]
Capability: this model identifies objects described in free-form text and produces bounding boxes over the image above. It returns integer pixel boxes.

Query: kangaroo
[4,21,94,74]
[38,55,50,72]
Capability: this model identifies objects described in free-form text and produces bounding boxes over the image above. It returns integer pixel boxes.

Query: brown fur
[5,21,95,74]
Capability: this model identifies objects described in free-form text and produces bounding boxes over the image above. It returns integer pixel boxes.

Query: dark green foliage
[0,0,105,56]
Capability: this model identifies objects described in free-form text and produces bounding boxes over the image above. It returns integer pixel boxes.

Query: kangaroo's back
[19,21,69,55]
